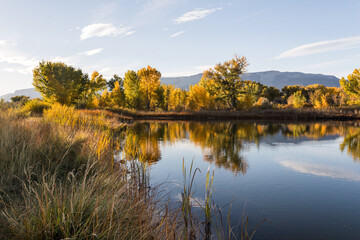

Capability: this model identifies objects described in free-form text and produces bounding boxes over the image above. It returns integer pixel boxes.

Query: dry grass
[0,107,181,239]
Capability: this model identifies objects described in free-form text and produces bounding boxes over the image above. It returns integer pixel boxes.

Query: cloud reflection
[279,160,360,182]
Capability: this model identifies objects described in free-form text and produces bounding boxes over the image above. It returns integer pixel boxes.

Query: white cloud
[1,66,33,75]
[275,36,360,59]
[78,48,104,56]
[174,8,222,24]
[171,31,185,38]
[80,23,134,40]
[0,41,39,75]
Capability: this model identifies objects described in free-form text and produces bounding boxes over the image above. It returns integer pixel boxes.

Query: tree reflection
[122,121,360,173]
[340,127,360,163]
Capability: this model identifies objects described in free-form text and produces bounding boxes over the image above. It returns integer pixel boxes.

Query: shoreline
[106,107,360,122]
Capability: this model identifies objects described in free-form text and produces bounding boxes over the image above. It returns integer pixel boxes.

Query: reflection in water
[278,160,360,182]
[121,121,360,173]
[340,127,360,163]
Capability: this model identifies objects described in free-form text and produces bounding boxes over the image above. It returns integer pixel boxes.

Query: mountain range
[1,71,340,101]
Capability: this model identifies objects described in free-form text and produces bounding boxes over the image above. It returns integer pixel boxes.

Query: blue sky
[0,0,359,96]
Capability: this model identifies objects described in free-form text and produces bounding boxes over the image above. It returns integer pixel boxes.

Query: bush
[21,99,51,115]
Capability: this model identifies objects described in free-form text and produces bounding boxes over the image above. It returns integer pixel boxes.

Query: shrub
[21,99,51,115]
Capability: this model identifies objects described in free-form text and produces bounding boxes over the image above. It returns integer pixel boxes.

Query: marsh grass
[0,106,180,239]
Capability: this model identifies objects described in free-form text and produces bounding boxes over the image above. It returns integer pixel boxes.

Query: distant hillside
[161,74,203,89]
[1,88,41,101]
[1,71,340,101]
[161,71,340,90]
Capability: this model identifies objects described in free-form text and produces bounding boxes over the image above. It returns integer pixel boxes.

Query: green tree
[111,81,125,107]
[107,74,123,91]
[33,61,89,105]
[202,56,248,110]
[339,68,360,103]
[10,95,30,105]
[124,70,142,109]
[262,86,282,102]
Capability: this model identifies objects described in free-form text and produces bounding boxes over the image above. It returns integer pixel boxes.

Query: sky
[0,0,359,96]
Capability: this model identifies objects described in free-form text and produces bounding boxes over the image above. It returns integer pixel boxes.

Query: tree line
[23,57,360,111]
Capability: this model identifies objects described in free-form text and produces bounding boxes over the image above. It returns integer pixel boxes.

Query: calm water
[117,121,360,240]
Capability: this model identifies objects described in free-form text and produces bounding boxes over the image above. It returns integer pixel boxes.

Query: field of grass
[0,106,185,239]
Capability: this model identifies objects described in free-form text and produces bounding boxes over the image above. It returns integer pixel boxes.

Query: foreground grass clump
[44,103,126,131]
[0,108,177,239]
[21,99,51,115]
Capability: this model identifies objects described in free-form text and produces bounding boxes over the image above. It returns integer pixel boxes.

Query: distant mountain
[161,71,340,90]
[161,73,203,90]
[1,88,41,101]
[1,71,340,101]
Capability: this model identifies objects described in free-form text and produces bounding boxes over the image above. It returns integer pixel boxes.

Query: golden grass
[0,106,181,239]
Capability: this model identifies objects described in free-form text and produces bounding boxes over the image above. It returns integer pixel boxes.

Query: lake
[116,121,360,240]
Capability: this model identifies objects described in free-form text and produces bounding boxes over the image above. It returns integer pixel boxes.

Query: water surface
[117,121,360,240]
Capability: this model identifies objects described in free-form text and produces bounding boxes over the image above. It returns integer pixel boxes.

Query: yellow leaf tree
[137,66,161,110]
[339,68,360,104]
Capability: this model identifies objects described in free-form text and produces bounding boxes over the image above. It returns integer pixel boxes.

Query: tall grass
[0,104,265,239]
[0,106,179,239]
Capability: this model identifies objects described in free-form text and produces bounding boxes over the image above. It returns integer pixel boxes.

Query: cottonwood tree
[137,66,161,110]
[202,56,248,110]
[33,61,89,105]
[124,70,142,109]
[33,61,107,106]
[340,68,360,103]
[107,74,123,91]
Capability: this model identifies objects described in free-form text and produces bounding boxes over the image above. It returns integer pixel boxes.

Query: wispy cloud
[174,8,222,24]
[80,23,134,40]
[171,31,185,38]
[0,41,38,74]
[275,36,360,59]
[78,48,104,56]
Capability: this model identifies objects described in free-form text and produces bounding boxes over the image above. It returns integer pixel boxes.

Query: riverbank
[0,107,180,239]
[107,107,360,121]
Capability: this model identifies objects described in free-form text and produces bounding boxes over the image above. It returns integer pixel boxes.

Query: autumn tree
[162,84,175,111]
[85,71,107,100]
[287,91,306,108]
[124,70,142,109]
[137,66,161,110]
[202,56,248,110]
[339,68,360,104]
[33,61,89,105]
[107,74,123,91]
[168,88,187,111]
[111,81,125,107]
[187,83,215,110]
